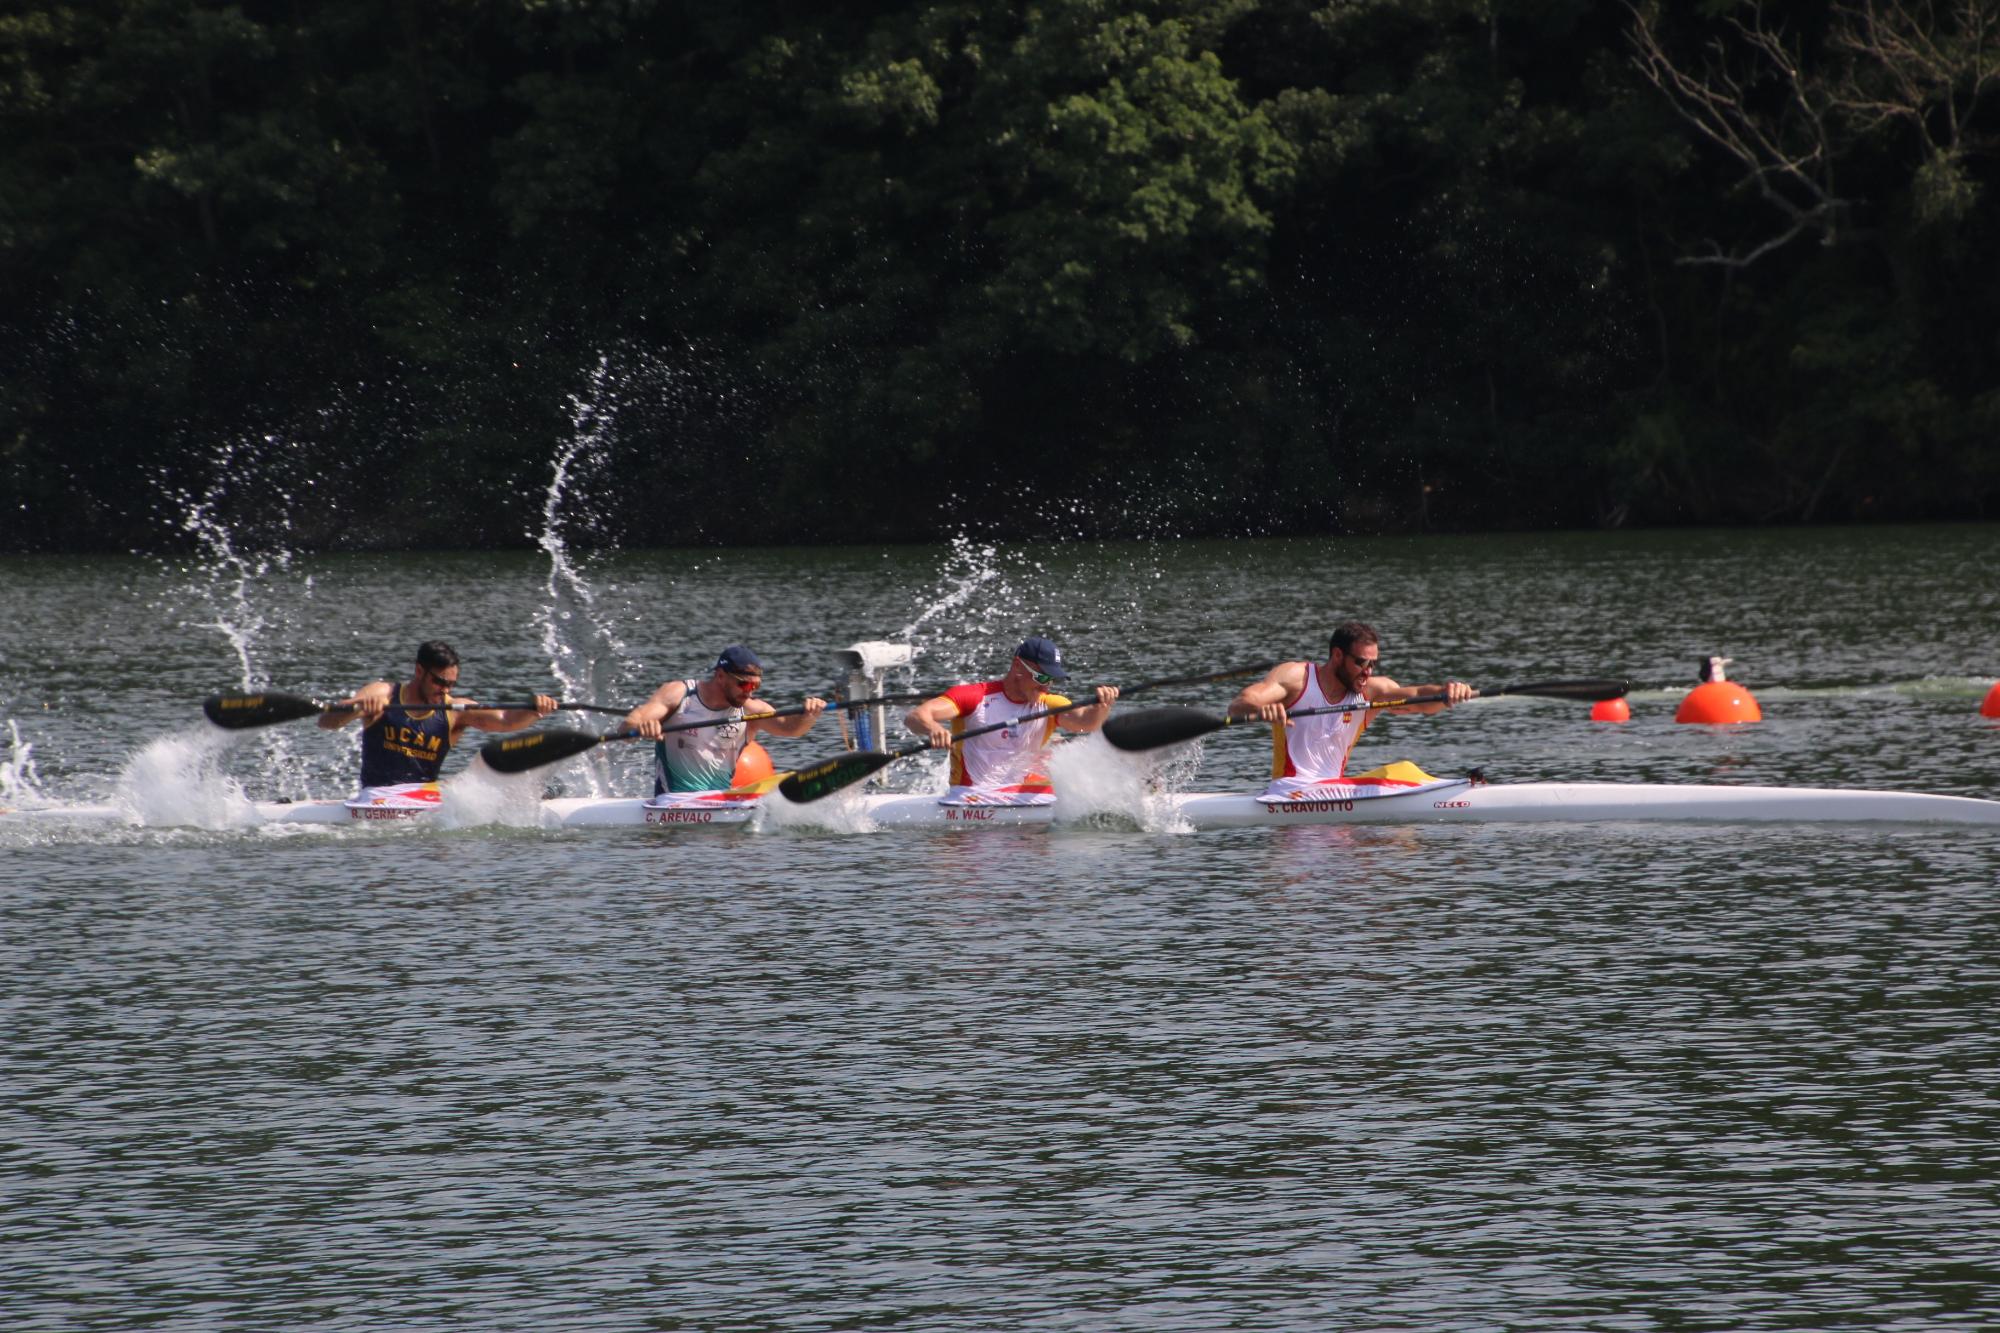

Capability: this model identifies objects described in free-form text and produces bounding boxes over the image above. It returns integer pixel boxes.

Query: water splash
[0,720,50,809]
[897,534,1004,645]
[1046,733,1198,833]
[895,531,1058,679]
[532,355,646,797]
[879,531,1073,793]
[114,730,258,829]
[163,438,292,687]
[438,763,553,830]
[155,436,320,801]
[757,789,879,836]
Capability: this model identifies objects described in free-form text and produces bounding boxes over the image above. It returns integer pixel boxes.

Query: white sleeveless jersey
[1270,665,1368,784]
[654,679,747,794]
[944,682,1068,791]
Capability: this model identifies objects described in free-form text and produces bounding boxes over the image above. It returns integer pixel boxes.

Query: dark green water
[4,526,1998,1328]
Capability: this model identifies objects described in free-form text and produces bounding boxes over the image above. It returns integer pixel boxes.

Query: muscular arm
[1227,663,1308,724]
[904,695,958,749]
[318,680,393,730]
[456,694,558,737]
[623,680,690,740]
[1364,675,1471,715]
[747,696,826,740]
[1054,685,1120,733]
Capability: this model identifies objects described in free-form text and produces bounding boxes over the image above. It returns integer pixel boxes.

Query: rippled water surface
[5,525,2000,1329]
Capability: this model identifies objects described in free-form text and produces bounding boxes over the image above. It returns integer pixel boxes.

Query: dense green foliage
[3,0,1996,551]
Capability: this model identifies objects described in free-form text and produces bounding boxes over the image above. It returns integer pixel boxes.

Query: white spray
[533,355,646,797]
[159,436,321,800]
[0,720,49,808]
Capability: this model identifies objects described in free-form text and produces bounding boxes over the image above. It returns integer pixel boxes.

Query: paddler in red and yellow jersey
[1228,621,1472,801]
[903,636,1119,806]
[320,640,557,810]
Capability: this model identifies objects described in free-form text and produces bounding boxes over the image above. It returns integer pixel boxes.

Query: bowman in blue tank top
[359,688,453,787]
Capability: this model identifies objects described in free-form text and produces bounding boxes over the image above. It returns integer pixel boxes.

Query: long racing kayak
[8,777,2000,828]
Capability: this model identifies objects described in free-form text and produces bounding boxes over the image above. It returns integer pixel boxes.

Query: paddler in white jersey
[320,640,558,810]
[1228,621,1472,800]
[903,636,1119,805]
[622,645,826,804]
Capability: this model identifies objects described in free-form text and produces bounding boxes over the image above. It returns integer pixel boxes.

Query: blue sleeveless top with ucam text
[359,688,453,786]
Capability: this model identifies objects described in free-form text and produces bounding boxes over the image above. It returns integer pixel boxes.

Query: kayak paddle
[476,692,936,776]
[1101,678,1632,753]
[778,661,1279,804]
[202,691,625,730]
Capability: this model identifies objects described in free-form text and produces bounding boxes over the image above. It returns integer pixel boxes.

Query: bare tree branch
[1829,0,2000,158]
[1629,0,2000,261]
[1626,2,1847,266]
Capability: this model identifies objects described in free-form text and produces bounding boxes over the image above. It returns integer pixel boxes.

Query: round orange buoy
[1676,681,1762,724]
[1590,697,1630,723]
[1982,682,2000,719]
[732,741,775,788]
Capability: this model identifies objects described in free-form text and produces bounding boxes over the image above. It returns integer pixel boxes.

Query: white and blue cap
[1015,636,1069,681]
[713,645,763,675]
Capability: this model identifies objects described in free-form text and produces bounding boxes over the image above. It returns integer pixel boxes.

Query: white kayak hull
[8,780,2000,828]
[861,781,2000,827]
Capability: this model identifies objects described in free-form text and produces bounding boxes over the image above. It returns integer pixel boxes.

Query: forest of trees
[3,0,1997,552]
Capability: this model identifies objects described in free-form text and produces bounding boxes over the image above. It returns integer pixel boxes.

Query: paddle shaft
[896,661,1278,759]
[204,690,624,730]
[745,668,1269,755]
[654,691,935,736]
[1213,693,1445,733]
[412,700,616,715]
[882,699,1087,764]
[1101,677,1631,753]
[292,697,613,715]
[648,665,1275,753]
[475,692,937,775]
[1236,677,1626,722]
[779,660,1280,803]
[1228,679,1629,727]
[777,698,1105,804]
[589,692,941,744]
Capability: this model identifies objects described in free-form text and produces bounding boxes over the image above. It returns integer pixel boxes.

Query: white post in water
[835,641,918,754]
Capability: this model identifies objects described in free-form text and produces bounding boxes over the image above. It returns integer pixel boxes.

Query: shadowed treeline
[3,1,1996,551]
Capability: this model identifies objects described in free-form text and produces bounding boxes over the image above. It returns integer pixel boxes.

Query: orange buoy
[1982,682,2000,719]
[1590,697,1631,723]
[1676,681,1761,724]
[1676,655,1761,724]
[731,740,775,788]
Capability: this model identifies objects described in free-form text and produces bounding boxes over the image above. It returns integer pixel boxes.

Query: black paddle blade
[778,751,896,804]
[202,691,326,729]
[1101,706,1232,753]
[478,728,605,774]
[1491,678,1630,702]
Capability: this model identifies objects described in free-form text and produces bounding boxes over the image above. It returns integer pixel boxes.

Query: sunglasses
[1031,671,1056,685]
[1346,656,1380,674]
[726,673,762,688]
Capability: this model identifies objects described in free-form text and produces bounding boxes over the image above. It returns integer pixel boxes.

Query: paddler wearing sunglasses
[1227,621,1472,800]
[902,636,1119,807]
[320,639,559,810]
[622,645,826,801]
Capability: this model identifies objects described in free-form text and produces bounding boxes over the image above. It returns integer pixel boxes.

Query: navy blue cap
[1015,636,1069,680]
[713,645,763,675]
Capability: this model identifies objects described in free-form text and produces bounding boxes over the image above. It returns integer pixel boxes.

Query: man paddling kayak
[1229,622,1472,801]
[903,636,1119,806]
[320,641,558,809]
[622,646,826,803]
